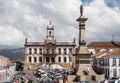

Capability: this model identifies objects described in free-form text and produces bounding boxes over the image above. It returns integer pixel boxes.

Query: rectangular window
[29,48,32,54]
[58,57,61,62]
[39,57,42,62]
[64,48,67,55]
[34,48,37,54]
[58,48,61,54]
[69,48,72,53]
[52,49,54,54]
[64,57,67,62]
[29,57,31,62]
[113,58,116,66]
[104,59,107,66]
[39,48,42,54]
[34,57,37,63]
[47,49,49,54]
[119,58,120,66]
[113,69,117,77]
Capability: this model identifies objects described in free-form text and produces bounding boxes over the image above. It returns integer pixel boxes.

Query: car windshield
[55,74,60,76]
[41,72,45,74]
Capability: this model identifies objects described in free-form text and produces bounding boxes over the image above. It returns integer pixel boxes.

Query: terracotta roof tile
[111,40,120,47]
[93,50,107,58]
[87,41,120,47]
[107,48,120,56]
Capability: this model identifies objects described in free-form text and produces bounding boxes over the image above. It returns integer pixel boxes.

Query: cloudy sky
[0,0,120,48]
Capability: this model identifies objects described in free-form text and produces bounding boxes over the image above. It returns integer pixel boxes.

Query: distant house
[0,55,8,82]
[92,48,120,79]
[0,55,15,82]
[87,41,119,54]
[103,48,120,78]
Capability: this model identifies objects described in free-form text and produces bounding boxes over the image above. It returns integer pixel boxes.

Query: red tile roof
[87,41,119,47]
[111,40,120,47]
[107,48,120,56]
[92,50,107,58]
[93,48,120,58]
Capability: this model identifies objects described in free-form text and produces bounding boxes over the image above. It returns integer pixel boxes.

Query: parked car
[54,73,62,78]
[110,77,119,80]
[47,70,55,78]
[14,74,23,79]
[38,70,47,77]
[109,77,120,83]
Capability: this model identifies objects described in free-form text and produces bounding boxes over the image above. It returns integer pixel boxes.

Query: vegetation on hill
[0,48,24,59]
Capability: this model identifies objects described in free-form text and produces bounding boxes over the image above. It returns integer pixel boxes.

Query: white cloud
[0,0,120,47]
[85,0,120,42]
[0,25,24,46]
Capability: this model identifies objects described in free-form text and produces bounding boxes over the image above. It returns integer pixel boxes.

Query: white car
[38,70,47,77]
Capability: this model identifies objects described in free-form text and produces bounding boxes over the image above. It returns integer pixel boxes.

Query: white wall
[26,46,74,63]
[88,48,95,54]
[26,47,44,55]
[104,56,120,78]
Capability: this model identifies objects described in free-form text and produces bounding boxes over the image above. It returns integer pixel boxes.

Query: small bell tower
[45,21,55,44]
[46,21,54,41]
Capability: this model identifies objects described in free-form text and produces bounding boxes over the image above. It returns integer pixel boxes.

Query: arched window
[52,49,54,54]
[34,57,37,63]
[58,57,61,62]
[29,48,32,54]
[29,56,31,62]
[58,48,61,54]
[64,57,67,62]
[49,31,51,36]
[46,57,49,63]
[47,49,49,54]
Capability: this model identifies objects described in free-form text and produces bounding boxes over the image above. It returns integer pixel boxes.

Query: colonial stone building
[24,22,76,69]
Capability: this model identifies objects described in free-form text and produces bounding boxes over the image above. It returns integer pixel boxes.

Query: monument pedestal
[76,64,104,82]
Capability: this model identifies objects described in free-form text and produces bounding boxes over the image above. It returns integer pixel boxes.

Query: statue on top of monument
[80,5,83,16]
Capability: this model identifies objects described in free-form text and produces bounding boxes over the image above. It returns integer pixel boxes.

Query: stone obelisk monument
[75,5,104,82]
